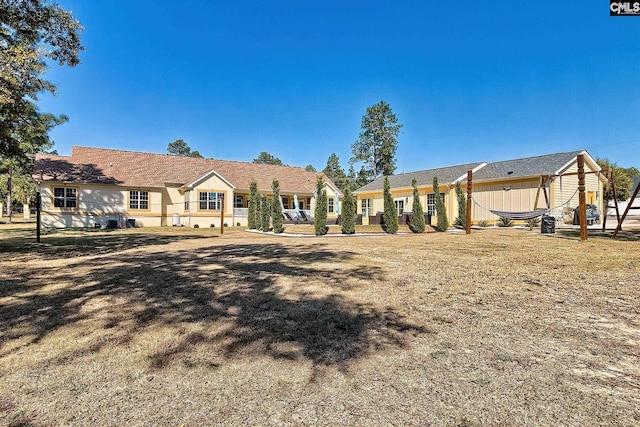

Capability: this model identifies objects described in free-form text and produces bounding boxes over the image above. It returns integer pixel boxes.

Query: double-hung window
[328,198,334,213]
[234,195,244,208]
[129,190,149,210]
[199,191,224,210]
[53,187,77,208]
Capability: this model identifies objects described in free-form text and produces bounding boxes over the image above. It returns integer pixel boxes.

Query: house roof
[354,150,599,193]
[354,162,484,193]
[34,146,331,195]
[471,150,594,182]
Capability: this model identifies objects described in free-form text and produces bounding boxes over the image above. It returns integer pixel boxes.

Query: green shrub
[236,222,241,227]
[260,196,270,231]
[193,224,199,228]
[341,187,356,234]
[525,217,541,228]
[453,181,466,229]
[410,178,425,233]
[478,220,490,227]
[224,223,228,227]
[497,217,513,227]
[314,176,328,235]
[383,176,398,234]
[248,180,259,229]
[210,224,215,228]
[271,179,284,233]
[433,177,449,231]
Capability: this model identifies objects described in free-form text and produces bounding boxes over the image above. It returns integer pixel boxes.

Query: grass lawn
[0,225,638,426]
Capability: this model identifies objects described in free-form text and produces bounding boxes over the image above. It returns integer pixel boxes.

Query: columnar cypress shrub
[260,195,270,231]
[341,187,356,234]
[383,176,398,234]
[248,180,259,229]
[454,181,466,228]
[433,176,449,231]
[410,178,425,233]
[314,176,328,235]
[271,179,284,233]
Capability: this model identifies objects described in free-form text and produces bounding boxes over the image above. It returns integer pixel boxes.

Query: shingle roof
[354,150,596,193]
[355,162,483,193]
[34,146,329,194]
[471,150,586,182]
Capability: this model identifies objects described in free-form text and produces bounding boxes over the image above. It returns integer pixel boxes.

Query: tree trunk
[6,165,12,223]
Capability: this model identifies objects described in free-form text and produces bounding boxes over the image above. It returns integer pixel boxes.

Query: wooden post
[577,154,587,241]
[611,169,621,224]
[601,168,620,231]
[602,169,609,231]
[36,191,41,243]
[533,176,543,209]
[466,170,472,234]
[220,193,225,235]
[612,181,640,239]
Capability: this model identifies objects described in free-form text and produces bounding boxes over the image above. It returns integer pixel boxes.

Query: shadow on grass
[0,241,426,376]
[0,229,211,258]
[553,228,640,242]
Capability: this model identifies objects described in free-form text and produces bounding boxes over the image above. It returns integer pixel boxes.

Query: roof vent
[507,171,514,175]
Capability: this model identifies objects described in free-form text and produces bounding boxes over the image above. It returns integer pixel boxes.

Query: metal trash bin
[541,214,555,234]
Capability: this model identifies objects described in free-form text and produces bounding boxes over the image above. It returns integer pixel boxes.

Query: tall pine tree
[411,178,425,233]
[350,101,402,181]
[383,176,398,234]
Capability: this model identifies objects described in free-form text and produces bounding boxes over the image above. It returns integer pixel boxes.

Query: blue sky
[39,0,640,172]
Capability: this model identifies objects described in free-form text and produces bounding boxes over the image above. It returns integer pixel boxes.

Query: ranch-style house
[33,146,342,228]
[354,150,605,226]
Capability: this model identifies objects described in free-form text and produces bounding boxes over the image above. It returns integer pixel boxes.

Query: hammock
[489,209,548,221]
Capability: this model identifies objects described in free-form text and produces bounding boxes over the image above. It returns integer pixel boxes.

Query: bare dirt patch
[1,226,638,426]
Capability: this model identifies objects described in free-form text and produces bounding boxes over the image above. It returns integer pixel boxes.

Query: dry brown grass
[0,225,638,426]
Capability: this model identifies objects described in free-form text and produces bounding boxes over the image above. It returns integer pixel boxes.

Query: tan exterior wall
[356,171,603,227]
[37,177,344,229]
[470,178,541,223]
[552,164,603,216]
[356,185,452,224]
[40,182,170,228]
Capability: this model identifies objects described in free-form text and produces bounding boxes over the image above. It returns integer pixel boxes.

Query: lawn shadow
[553,228,640,242]
[1,241,426,377]
[0,229,212,258]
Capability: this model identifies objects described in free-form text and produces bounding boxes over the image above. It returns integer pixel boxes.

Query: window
[394,200,404,216]
[298,200,304,210]
[184,192,190,211]
[234,195,244,208]
[199,191,224,210]
[282,197,289,209]
[129,190,149,210]
[328,197,334,213]
[361,198,371,217]
[427,193,445,216]
[53,187,77,208]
